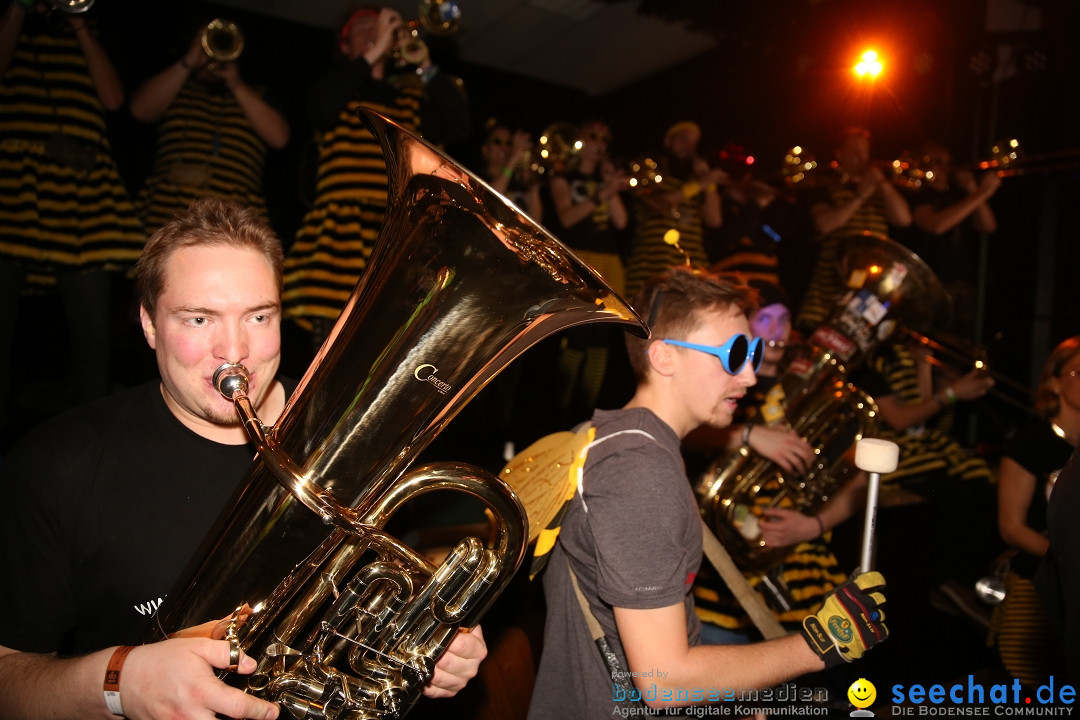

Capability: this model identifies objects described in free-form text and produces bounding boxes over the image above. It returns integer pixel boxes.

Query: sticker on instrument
[884,263,909,288]
[846,268,868,289]
[760,384,786,424]
[847,290,889,326]
[809,326,857,361]
[786,357,815,379]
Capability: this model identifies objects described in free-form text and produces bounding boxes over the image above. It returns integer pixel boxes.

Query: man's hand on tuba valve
[745,425,815,474]
[423,625,487,698]
[119,638,278,720]
[759,508,823,549]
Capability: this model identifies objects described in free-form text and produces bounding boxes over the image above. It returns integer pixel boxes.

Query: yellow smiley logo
[847,678,877,709]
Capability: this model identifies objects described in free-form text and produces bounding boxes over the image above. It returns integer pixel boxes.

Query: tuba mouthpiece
[213,362,250,400]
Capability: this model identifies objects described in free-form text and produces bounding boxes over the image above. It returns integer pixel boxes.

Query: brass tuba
[148,109,647,720]
[697,234,950,571]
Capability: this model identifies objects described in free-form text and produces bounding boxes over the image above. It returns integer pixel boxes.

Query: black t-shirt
[1002,418,1074,577]
[1037,446,1080,684]
[0,379,293,656]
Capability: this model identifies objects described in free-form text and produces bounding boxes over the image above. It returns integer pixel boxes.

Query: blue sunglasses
[662,334,764,375]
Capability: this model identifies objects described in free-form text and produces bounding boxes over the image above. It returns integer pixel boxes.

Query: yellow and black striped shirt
[795,177,893,333]
[860,342,992,488]
[0,22,143,283]
[625,174,711,298]
[137,80,270,233]
[283,79,423,326]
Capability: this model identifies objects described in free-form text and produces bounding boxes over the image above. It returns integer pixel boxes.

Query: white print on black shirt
[135,597,164,616]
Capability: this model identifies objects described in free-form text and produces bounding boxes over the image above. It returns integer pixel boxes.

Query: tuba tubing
[149,109,647,720]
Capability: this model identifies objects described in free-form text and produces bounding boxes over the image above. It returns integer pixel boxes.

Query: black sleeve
[418,67,471,148]
[0,421,94,653]
[1036,446,1080,685]
[306,58,375,132]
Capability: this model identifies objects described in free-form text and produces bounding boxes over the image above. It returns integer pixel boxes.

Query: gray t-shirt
[528,407,703,719]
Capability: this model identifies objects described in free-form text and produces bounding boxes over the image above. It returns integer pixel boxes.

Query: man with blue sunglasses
[529,267,890,719]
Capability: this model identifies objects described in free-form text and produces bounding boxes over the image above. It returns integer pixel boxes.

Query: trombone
[903,328,1034,412]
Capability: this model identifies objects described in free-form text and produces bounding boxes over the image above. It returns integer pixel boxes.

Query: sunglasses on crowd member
[661,335,764,375]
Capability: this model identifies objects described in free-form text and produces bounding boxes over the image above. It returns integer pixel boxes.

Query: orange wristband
[103,645,135,716]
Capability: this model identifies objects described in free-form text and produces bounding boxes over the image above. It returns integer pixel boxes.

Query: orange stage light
[853,49,883,78]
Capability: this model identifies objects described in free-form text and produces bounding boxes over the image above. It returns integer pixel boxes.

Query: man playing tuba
[0,198,486,720]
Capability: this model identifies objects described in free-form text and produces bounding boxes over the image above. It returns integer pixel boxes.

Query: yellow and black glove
[800,571,888,667]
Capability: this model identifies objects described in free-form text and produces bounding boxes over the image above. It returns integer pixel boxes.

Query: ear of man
[139,305,157,348]
[647,339,677,377]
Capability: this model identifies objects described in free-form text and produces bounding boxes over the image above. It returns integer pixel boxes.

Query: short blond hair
[137,197,283,317]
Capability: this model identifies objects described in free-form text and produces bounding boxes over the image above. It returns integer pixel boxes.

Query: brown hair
[1035,336,1080,419]
[137,197,284,317]
[625,267,755,382]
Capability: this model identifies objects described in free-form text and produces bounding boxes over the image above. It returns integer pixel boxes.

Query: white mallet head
[855,438,900,474]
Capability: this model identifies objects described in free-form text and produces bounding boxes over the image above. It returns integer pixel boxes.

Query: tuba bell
[697,234,951,571]
[148,109,647,720]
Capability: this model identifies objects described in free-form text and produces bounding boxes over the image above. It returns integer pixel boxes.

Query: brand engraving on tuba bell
[414,364,451,394]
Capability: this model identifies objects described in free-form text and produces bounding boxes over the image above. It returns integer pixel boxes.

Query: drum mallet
[854,438,900,573]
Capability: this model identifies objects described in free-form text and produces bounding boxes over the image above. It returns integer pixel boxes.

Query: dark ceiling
[105,0,1073,163]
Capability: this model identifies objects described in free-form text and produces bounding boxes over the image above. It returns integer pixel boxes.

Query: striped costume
[137,80,270,234]
[691,376,847,635]
[693,541,848,634]
[0,20,144,286]
[284,60,472,332]
[794,173,893,333]
[863,342,992,489]
[625,174,710,298]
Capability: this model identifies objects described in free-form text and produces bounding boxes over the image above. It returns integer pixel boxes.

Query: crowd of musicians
[1,1,1078,718]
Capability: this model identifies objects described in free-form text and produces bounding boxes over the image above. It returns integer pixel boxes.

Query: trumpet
[523,122,581,179]
[627,156,662,189]
[889,139,1024,189]
[779,146,818,187]
[394,0,461,66]
[202,18,244,64]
